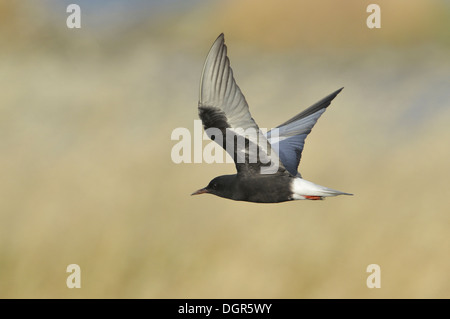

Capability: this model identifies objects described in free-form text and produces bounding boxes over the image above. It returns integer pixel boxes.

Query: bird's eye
[212,183,217,189]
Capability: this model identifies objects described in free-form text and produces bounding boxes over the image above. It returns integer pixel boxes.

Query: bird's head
[191,175,236,199]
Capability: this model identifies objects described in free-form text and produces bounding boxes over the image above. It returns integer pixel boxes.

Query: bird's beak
[191,188,209,196]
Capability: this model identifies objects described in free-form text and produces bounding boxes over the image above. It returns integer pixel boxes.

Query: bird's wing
[266,88,343,177]
[199,33,285,175]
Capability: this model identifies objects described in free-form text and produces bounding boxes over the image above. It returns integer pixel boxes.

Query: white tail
[291,177,352,200]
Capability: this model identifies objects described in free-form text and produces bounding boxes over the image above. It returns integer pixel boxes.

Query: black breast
[234,174,293,203]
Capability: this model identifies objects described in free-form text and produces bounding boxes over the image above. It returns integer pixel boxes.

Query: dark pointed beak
[191,188,209,196]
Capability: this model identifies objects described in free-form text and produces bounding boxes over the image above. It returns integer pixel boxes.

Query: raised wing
[199,34,284,175]
[267,88,343,177]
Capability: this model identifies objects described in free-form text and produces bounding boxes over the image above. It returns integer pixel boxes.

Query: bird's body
[192,34,352,203]
[198,172,350,203]
[206,173,292,203]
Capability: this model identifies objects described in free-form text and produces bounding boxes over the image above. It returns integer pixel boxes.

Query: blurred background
[0,0,449,298]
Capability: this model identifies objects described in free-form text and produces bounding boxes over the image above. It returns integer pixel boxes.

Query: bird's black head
[191,175,236,199]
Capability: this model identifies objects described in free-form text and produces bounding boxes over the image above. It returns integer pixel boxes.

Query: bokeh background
[1,0,449,298]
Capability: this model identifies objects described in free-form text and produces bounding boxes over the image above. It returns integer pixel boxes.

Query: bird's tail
[291,178,353,200]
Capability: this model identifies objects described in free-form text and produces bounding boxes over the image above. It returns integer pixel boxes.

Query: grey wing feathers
[198,34,284,175]
[267,88,343,176]
[199,33,257,131]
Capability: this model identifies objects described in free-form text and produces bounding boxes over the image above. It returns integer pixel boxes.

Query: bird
[191,33,352,203]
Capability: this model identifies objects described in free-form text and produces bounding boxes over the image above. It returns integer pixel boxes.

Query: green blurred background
[1,0,449,298]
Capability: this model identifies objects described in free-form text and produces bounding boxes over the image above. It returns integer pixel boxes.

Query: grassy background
[0,0,449,298]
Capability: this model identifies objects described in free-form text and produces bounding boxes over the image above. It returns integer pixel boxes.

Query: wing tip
[334,87,344,96]
[321,87,344,104]
[275,87,344,128]
[213,33,225,47]
[199,33,226,103]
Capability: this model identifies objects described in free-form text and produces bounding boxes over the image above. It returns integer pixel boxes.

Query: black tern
[192,34,352,203]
